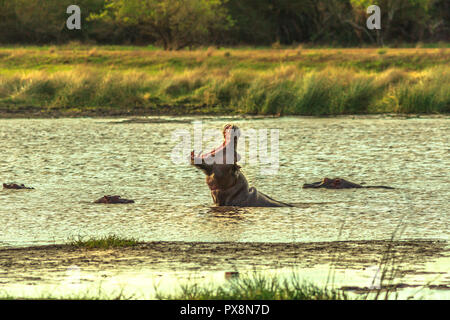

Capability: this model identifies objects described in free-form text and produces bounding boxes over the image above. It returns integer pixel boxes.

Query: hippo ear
[232,164,241,172]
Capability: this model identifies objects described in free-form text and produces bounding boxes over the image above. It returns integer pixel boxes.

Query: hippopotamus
[191,124,292,207]
[303,178,394,189]
[94,195,135,204]
[3,183,34,190]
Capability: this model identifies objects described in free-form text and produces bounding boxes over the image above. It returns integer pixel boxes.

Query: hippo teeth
[193,124,241,164]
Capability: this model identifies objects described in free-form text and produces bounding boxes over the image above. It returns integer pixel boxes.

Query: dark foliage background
[0,0,448,47]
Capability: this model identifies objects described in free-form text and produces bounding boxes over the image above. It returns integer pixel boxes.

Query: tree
[90,0,233,50]
[350,0,432,44]
[0,0,106,43]
[11,0,67,43]
[225,0,368,46]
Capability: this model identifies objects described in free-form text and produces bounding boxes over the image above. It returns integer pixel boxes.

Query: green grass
[0,46,448,116]
[1,46,447,72]
[156,272,348,300]
[67,235,141,249]
[0,271,349,300]
[393,71,450,113]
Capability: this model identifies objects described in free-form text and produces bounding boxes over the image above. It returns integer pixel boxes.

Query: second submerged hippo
[3,183,34,190]
[94,195,135,204]
[303,178,394,189]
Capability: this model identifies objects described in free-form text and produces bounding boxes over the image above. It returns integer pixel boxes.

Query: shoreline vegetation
[67,235,141,249]
[0,238,447,300]
[0,46,449,118]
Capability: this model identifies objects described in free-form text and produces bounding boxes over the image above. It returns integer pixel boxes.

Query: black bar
[1,300,445,319]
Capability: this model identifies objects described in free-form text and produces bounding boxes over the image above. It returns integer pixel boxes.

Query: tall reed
[0,65,448,115]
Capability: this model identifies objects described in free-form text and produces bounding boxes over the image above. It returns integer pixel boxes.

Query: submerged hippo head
[94,195,135,204]
[3,183,34,190]
[302,177,394,190]
[191,124,242,191]
[303,177,363,189]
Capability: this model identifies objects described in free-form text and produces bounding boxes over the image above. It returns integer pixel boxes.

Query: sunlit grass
[156,272,349,300]
[0,65,448,115]
[0,46,448,116]
[393,69,450,113]
[67,235,141,249]
[0,46,448,71]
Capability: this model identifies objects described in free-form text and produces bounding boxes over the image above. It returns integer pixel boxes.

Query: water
[1,116,448,246]
[0,116,449,299]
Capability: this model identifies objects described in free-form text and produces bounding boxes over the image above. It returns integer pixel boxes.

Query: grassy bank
[0,273,349,300]
[67,235,141,249]
[0,46,448,117]
[156,272,349,300]
[0,235,439,300]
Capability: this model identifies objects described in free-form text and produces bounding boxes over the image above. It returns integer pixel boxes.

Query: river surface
[1,116,448,246]
[0,116,448,299]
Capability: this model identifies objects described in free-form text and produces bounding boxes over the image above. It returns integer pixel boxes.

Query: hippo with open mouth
[191,124,292,207]
[303,177,394,189]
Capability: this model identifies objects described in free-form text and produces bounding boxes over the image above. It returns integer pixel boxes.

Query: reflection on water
[0,116,449,247]
[3,262,449,300]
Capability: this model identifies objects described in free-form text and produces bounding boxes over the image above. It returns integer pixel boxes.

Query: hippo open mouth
[191,124,241,165]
